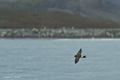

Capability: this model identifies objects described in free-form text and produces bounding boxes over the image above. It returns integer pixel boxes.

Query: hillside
[0,9,120,29]
[0,0,120,22]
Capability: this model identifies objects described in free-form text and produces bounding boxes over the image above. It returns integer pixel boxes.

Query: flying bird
[74,49,86,64]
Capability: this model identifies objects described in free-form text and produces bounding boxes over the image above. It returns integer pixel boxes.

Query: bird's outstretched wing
[74,49,82,64]
[77,49,82,55]
[75,57,80,64]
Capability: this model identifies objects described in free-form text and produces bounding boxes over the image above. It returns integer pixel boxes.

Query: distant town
[0,28,120,38]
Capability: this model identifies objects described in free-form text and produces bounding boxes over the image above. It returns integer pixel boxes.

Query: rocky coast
[0,28,120,38]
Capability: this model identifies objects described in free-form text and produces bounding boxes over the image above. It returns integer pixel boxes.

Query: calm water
[0,38,120,80]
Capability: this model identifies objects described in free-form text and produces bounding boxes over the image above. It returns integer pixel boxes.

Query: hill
[0,0,120,22]
[0,9,120,29]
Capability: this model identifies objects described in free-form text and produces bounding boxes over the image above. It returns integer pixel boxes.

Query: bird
[74,49,86,64]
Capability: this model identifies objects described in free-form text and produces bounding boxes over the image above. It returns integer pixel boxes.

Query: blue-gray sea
[0,38,120,80]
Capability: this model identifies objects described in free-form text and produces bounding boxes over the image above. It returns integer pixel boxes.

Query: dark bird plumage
[74,49,86,64]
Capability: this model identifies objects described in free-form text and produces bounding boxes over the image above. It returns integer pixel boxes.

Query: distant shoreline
[0,28,120,38]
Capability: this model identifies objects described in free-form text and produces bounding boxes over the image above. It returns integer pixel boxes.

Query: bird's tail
[82,55,86,58]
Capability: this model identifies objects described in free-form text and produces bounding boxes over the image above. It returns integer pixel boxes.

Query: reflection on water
[0,38,120,80]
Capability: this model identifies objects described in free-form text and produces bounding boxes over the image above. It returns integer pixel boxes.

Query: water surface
[0,38,120,80]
